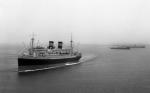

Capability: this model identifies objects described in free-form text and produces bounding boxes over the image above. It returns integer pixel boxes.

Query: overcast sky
[0,0,150,45]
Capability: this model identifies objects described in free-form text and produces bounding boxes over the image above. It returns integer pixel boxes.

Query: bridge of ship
[31,48,75,57]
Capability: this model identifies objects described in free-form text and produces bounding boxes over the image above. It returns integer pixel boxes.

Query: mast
[70,33,73,55]
[31,33,35,49]
[29,33,35,55]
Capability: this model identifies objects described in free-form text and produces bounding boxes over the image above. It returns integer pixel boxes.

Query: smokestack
[48,41,54,49]
[58,41,63,49]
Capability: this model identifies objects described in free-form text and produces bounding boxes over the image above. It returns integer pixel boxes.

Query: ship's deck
[18,54,79,59]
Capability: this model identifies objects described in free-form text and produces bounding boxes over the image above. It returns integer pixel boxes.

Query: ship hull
[18,55,81,66]
[110,47,130,49]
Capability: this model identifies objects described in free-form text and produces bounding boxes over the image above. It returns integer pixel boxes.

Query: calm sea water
[1,45,150,93]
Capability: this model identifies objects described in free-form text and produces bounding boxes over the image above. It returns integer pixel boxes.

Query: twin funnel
[48,41,63,49]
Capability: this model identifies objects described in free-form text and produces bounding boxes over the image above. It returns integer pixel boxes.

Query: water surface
[1,45,150,93]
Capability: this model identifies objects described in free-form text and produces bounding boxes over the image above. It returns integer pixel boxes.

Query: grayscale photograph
[0,0,150,93]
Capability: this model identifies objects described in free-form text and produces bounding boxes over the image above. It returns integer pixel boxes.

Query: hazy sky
[1,0,150,45]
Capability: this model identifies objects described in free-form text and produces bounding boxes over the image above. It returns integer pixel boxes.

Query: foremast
[70,33,73,55]
[29,34,35,55]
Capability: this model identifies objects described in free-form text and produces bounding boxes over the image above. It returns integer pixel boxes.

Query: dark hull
[130,46,146,48]
[110,48,130,49]
[18,55,81,66]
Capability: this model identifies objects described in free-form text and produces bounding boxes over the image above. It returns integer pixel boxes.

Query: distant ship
[128,44,146,48]
[110,45,130,50]
[18,35,82,66]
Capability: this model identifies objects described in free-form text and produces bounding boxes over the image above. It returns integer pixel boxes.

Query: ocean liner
[18,35,82,66]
